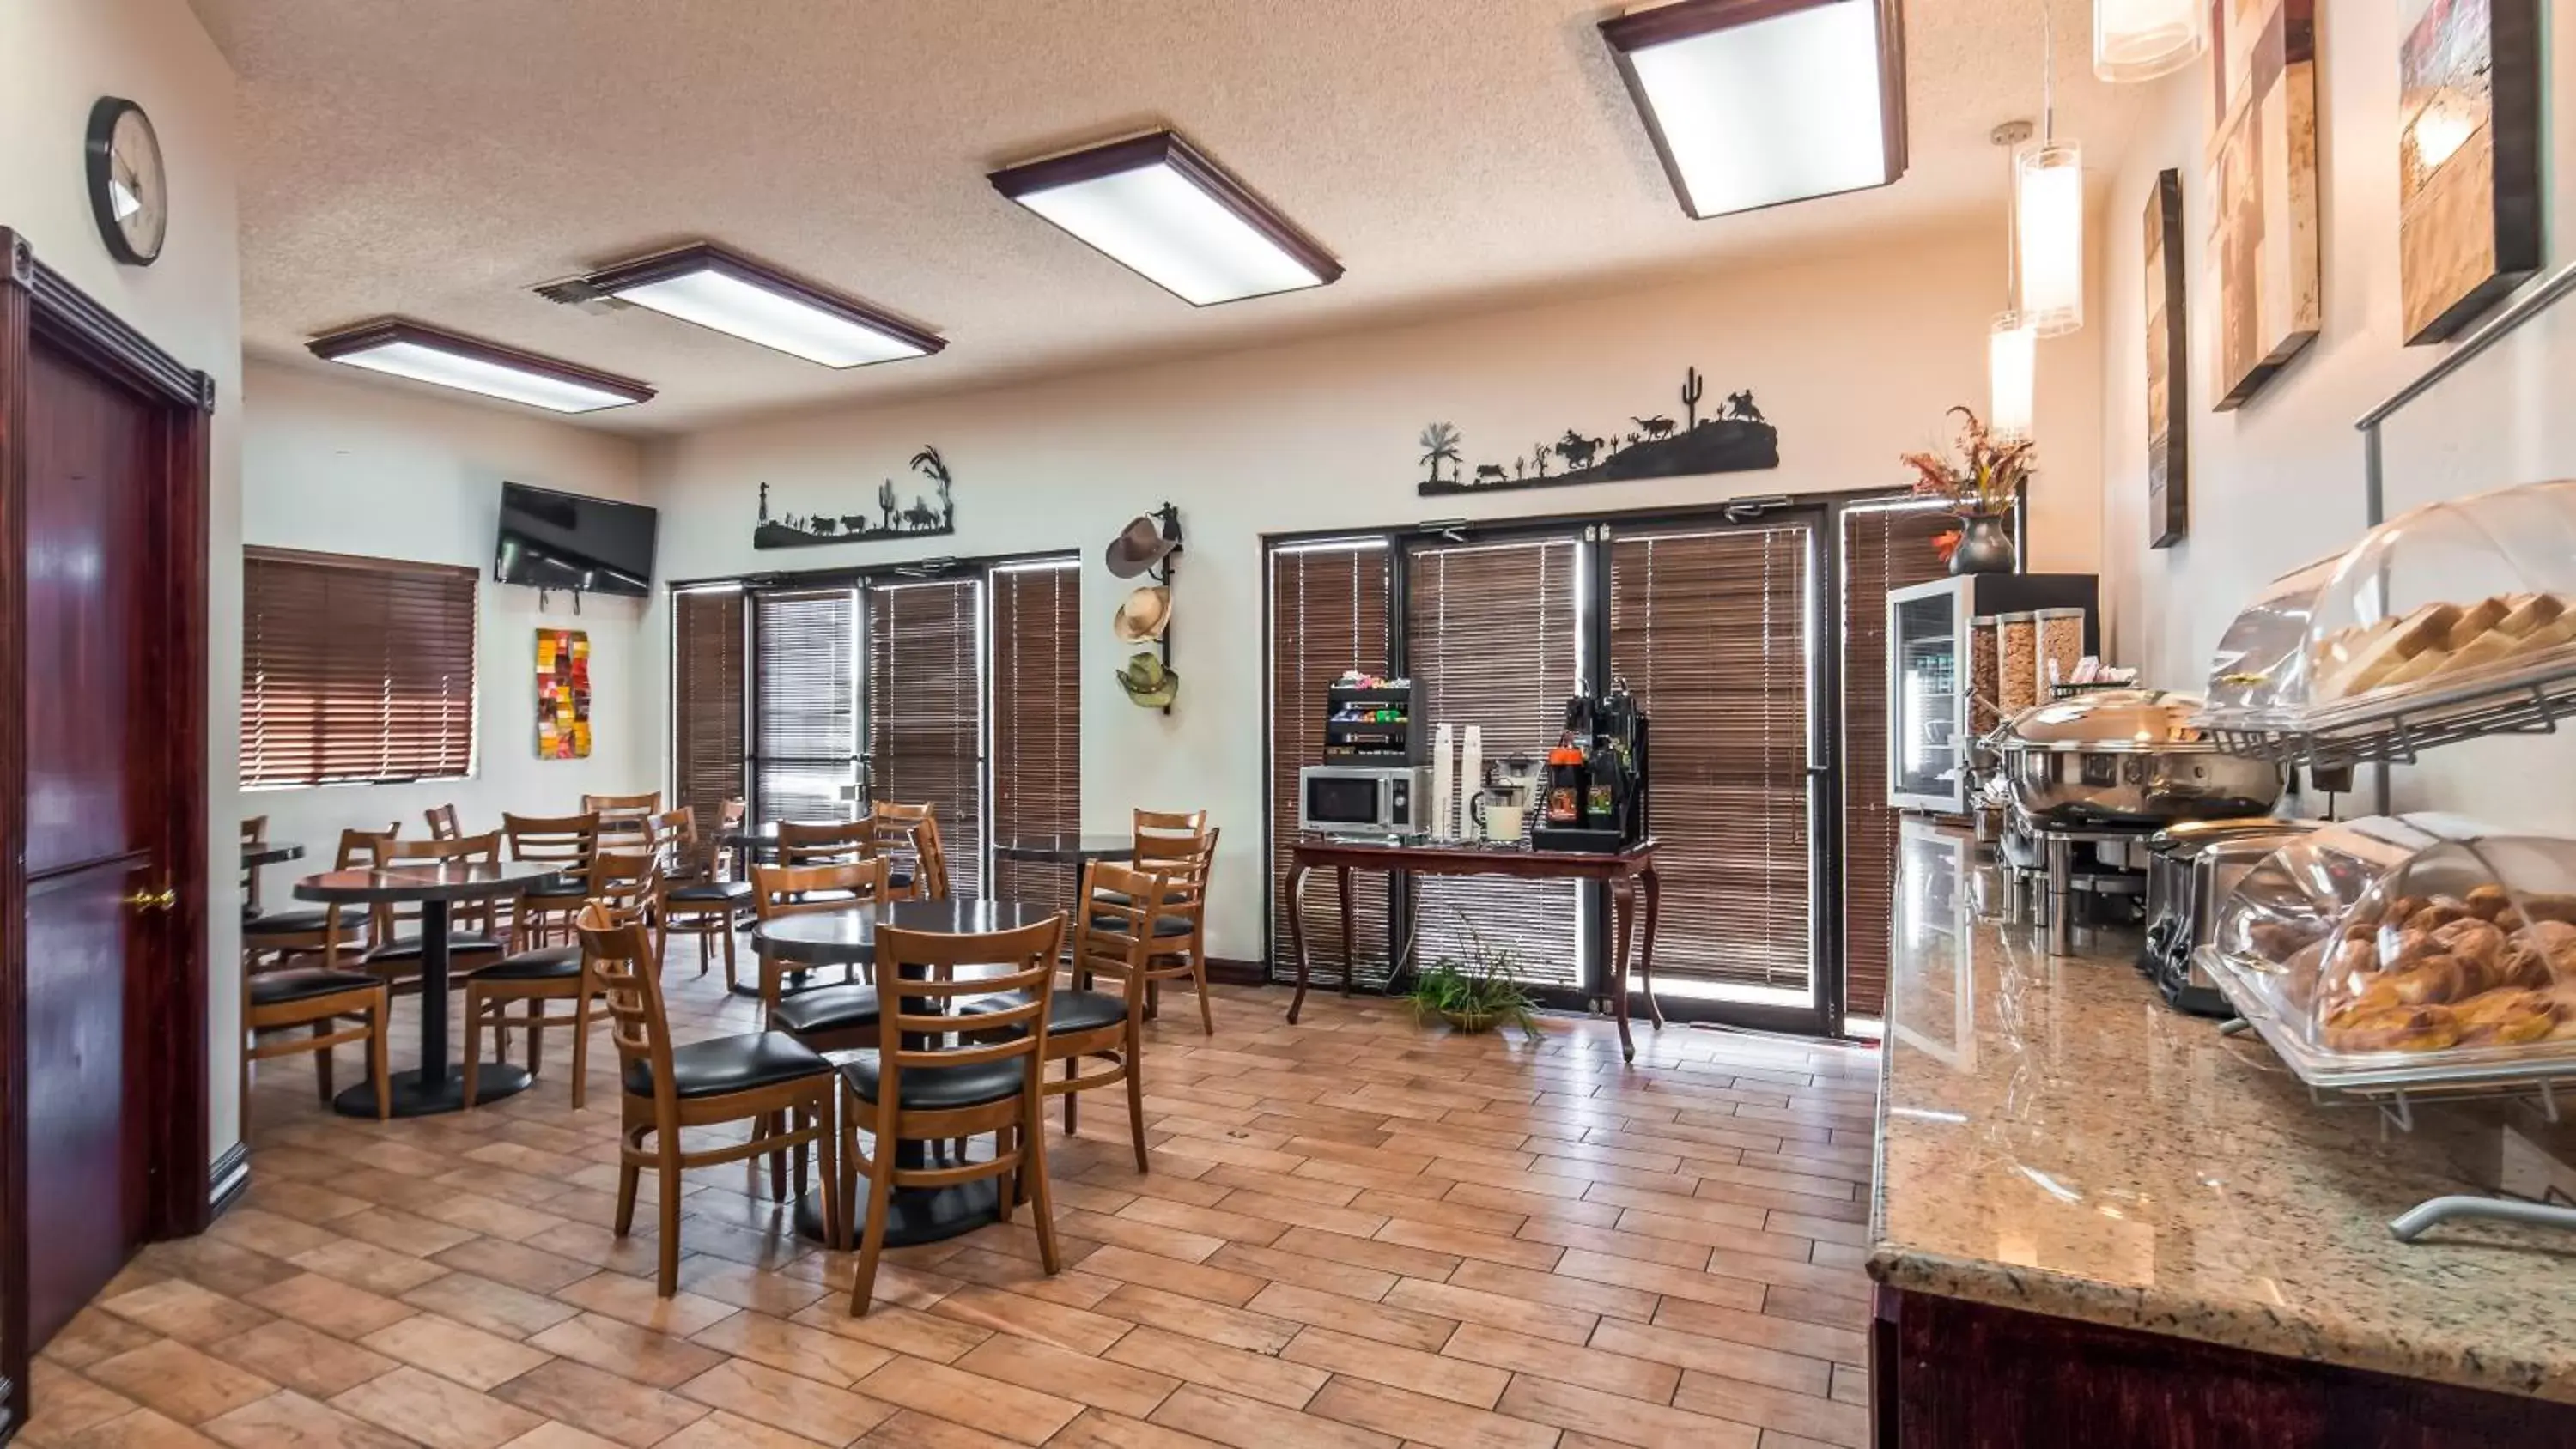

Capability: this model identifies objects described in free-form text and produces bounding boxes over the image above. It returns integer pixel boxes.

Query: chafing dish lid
[2006,688,2215,751]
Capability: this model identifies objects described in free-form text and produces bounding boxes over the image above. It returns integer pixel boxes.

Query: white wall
[1,0,245,1163]
[240,361,658,864]
[2095,4,2576,828]
[647,228,2105,961]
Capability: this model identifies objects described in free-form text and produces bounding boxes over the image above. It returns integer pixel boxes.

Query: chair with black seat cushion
[1121,824,1220,1036]
[245,825,392,972]
[424,803,463,840]
[580,904,838,1296]
[867,804,945,900]
[246,964,391,1124]
[463,849,656,1109]
[657,807,750,988]
[968,861,1165,1173]
[361,833,512,987]
[585,791,661,849]
[503,811,599,950]
[776,819,873,871]
[751,858,893,1019]
[843,914,1065,1313]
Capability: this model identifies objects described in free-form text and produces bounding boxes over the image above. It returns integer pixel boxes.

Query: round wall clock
[86,96,167,267]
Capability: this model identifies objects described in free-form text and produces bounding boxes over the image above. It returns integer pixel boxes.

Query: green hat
[1115,651,1179,708]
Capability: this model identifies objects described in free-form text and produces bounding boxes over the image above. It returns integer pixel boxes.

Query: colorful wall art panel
[537,627,592,760]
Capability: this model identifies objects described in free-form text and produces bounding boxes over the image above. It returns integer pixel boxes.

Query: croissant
[2323,1003,2460,1053]
[2389,953,2495,1006]
[2454,989,2558,1046]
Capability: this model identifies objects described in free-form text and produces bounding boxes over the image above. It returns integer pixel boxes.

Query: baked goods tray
[2201,947,2576,1098]
[2198,649,2576,768]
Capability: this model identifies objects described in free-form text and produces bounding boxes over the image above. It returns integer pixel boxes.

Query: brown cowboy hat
[1105,515,1179,579]
[1113,585,1171,643]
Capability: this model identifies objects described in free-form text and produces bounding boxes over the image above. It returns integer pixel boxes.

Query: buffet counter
[1868,823,2576,1444]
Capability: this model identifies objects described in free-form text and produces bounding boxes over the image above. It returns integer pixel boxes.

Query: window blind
[1267,543,1395,981]
[990,561,1080,906]
[671,586,747,829]
[1840,502,1953,1020]
[868,578,985,899]
[1406,537,1583,987]
[241,547,478,788]
[753,587,859,823]
[1608,524,1816,994]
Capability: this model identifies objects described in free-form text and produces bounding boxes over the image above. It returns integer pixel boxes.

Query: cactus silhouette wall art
[1417,370,1777,497]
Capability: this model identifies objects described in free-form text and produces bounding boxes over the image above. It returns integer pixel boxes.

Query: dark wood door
[21,341,161,1350]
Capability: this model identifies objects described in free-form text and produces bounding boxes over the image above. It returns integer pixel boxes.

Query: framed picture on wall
[2397,0,2543,344]
[2206,0,2321,411]
[2145,169,2189,549]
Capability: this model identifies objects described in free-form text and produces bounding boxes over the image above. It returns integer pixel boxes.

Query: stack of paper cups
[1460,726,1484,843]
[1431,724,1455,841]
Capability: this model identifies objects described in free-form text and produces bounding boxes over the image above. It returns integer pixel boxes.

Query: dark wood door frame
[0,227,216,1442]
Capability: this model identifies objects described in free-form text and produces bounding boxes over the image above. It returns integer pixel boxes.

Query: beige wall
[2093,3,2576,828]
[1,0,245,1168]
[239,362,658,868]
[647,227,2105,960]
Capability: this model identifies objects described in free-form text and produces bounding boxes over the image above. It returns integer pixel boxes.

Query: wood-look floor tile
[677,1358,894,1444]
[933,1248,1121,1311]
[1200,1244,1395,1304]
[399,1272,583,1341]
[925,1283,1131,1356]
[525,1311,726,1389]
[244,1273,418,1339]
[1103,1325,1328,1410]
[1649,1297,1868,1367]
[1024,1407,1222,1449]
[289,1240,453,1297]
[689,1310,895,1389]
[854,1354,1085,1445]
[361,1313,553,1391]
[331,1365,545,1449]
[204,1319,400,1401]
[954,1331,1179,1419]
[86,1337,281,1424]
[674,1256,831,1316]
[99,1281,276,1346]
[1302,1376,1557,1449]
[1090,1282,1302,1355]
[1071,1246,1266,1307]
[1498,1372,1760,1449]
[139,1237,308,1300]
[46,1407,226,1449]
[787,1302,993,1365]
[1244,1281,1456,1352]
[1268,1228,1459,1283]
[648,1409,831,1448]
[1548,1250,1764,1312]
[857,1406,1031,1447]
[1280,1325,1508,1410]
[1672,1371,1866,1449]
[22,1361,143,1437]
[1443,1322,1680,1404]
[1146,1384,1399,1449]
[426,1240,596,1295]
[487,1360,708,1448]
[1380,1278,1597,1346]
[497,1425,629,1449]
[549,1272,737,1337]
[334,1207,483,1260]
[36,1308,163,1369]
[202,1389,421,1449]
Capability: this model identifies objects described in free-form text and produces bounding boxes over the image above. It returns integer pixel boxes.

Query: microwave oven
[1298,765,1431,835]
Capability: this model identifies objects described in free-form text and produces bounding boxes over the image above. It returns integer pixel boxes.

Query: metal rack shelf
[2199,653,2576,768]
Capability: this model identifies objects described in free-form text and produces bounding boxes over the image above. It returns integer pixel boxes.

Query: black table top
[243,840,307,869]
[294,860,569,904]
[991,833,1134,864]
[754,900,1057,965]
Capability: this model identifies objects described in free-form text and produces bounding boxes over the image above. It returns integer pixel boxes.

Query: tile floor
[24,950,1880,1449]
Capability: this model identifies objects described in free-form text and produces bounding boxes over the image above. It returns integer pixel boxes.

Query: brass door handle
[123,887,178,912]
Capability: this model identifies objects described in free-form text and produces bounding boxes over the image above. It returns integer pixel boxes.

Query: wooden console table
[1282,836,1663,1061]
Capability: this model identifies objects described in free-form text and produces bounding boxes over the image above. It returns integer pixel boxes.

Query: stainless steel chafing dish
[2000,689,2284,828]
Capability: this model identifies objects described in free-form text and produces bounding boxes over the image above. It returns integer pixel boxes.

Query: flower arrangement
[1902,406,2033,518]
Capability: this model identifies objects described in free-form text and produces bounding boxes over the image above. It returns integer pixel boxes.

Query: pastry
[2404,900,2470,933]
[2454,989,2558,1046]
[2442,597,2511,650]
[2465,883,2514,920]
[2494,593,2567,638]
[2322,1003,2460,1053]
[2388,953,2485,1006]
[2316,603,2464,699]
[2432,917,2507,972]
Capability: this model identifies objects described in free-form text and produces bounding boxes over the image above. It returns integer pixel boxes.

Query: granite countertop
[1868,822,2576,1404]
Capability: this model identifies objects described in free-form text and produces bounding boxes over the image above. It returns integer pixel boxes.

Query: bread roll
[2465,883,2513,920]
[2494,593,2566,638]
[2433,917,2507,971]
[2318,603,2463,699]
[2443,597,2511,650]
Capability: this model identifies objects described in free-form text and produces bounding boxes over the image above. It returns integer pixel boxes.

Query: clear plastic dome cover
[2215,814,2576,1062]
[2202,480,2576,725]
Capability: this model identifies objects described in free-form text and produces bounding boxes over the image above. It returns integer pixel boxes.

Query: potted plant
[1406,915,1540,1039]
[1901,406,2033,575]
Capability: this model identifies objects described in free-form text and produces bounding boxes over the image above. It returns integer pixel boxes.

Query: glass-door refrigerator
[1886,574,2099,813]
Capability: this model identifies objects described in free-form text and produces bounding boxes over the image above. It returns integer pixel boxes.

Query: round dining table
[294,860,568,1118]
[989,833,1133,865]
[243,840,307,870]
[754,898,1058,1247]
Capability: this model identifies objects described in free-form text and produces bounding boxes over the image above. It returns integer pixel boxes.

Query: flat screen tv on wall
[494,482,658,597]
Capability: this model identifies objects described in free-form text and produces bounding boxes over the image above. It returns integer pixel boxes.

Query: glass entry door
[750,586,863,823]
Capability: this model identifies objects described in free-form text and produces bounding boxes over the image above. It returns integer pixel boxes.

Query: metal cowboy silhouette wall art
[753,444,957,549]
[1417,369,1778,497]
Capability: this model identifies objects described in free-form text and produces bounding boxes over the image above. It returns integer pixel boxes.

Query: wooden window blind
[241,547,478,788]
[990,561,1080,906]
[868,578,985,899]
[753,587,859,823]
[1267,543,1394,981]
[1609,524,1816,994]
[671,586,747,829]
[1406,537,1583,987]
[1840,502,1953,1020]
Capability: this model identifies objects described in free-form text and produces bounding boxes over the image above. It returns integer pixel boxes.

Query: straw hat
[1115,651,1180,708]
[1105,515,1179,579]
[1113,585,1171,642]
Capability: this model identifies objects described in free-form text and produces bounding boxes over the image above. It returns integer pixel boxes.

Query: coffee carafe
[1472,755,1541,845]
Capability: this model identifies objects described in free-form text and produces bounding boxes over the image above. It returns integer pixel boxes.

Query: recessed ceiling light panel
[580,243,945,367]
[1601,0,1908,221]
[306,319,654,414]
[989,130,1343,306]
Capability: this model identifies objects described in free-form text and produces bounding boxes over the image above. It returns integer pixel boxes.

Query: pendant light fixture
[2093,0,2207,82]
[2015,3,2084,336]
[1988,121,2038,444]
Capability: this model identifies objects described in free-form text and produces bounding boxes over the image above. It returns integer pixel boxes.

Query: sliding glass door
[753,587,862,823]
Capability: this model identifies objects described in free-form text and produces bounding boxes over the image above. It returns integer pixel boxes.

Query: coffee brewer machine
[1532,678,1649,852]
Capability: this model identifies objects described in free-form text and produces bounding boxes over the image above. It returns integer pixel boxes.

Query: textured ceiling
[193,0,2142,433]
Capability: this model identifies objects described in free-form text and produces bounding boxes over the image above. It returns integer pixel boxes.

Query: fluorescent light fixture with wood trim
[579,242,945,367]
[1601,0,1908,221]
[988,130,1343,306]
[307,319,654,414]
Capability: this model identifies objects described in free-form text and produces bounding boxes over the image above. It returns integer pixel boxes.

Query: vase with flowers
[1902,407,2032,576]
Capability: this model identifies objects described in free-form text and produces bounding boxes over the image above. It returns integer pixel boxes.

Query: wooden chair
[580,904,838,1296]
[245,825,392,971]
[361,833,511,986]
[424,803,462,840]
[776,819,872,869]
[1123,825,1220,1035]
[869,803,947,900]
[968,862,1165,1173]
[240,816,270,917]
[658,807,750,987]
[750,859,893,1016]
[245,964,392,1124]
[711,797,750,878]
[842,915,1065,1313]
[585,791,661,847]
[463,849,659,1110]
[503,811,600,949]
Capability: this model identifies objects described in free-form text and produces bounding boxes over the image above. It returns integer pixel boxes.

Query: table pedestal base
[334,1063,532,1119]
[792,1179,1000,1247]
